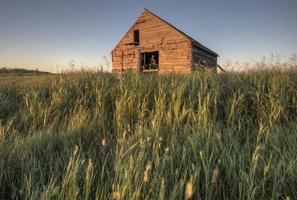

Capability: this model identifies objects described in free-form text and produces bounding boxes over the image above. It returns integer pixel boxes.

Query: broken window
[140,51,159,72]
[200,60,207,67]
[134,30,139,46]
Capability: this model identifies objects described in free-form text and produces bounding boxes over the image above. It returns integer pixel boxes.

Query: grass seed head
[251,148,260,168]
[252,154,259,167]
[112,191,120,200]
[185,179,193,199]
[258,121,268,137]
[286,196,290,200]
[211,166,219,184]
[73,145,79,156]
[101,138,107,146]
[199,151,204,161]
[165,147,170,153]
[144,162,152,182]
[263,164,269,177]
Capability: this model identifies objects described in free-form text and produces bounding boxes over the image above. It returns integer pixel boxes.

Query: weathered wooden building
[112,9,219,75]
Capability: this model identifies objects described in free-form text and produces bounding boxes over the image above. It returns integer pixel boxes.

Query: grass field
[0,70,297,199]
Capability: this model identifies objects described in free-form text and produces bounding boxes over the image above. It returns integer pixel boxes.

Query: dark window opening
[140,51,159,72]
[134,30,139,46]
[193,58,207,67]
[200,60,207,67]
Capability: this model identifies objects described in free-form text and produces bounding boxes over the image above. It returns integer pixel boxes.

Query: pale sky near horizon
[0,0,297,72]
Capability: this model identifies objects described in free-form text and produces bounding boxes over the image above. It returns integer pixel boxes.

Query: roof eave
[192,41,219,57]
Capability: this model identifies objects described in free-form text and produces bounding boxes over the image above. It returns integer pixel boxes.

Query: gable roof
[112,9,219,57]
[144,9,218,57]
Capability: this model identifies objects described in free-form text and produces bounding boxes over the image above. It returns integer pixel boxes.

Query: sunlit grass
[0,69,297,199]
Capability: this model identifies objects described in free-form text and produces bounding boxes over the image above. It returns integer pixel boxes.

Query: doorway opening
[140,51,159,72]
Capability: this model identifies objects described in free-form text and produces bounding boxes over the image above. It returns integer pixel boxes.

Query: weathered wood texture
[112,9,218,75]
[192,45,217,71]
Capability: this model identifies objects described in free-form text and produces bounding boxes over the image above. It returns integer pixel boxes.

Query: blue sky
[0,0,296,72]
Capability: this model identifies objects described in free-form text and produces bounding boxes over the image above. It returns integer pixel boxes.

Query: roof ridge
[143,8,218,56]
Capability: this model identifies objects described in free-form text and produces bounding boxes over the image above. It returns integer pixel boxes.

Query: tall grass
[0,69,297,199]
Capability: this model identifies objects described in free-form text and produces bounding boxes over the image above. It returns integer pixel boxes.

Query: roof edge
[143,9,219,57]
[112,8,219,57]
[111,9,147,53]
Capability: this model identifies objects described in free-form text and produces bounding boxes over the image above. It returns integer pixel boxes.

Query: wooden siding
[192,45,217,71]
[112,10,192,75]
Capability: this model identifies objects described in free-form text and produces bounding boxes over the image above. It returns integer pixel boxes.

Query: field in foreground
[0,70,297,200]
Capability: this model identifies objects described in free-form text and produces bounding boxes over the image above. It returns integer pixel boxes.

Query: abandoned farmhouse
[112,9,219,75]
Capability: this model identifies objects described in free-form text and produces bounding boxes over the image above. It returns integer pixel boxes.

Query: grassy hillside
[0,70,297,199]
[0,67,52,78]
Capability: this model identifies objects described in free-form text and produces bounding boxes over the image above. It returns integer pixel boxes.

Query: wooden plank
[112,10,195,75]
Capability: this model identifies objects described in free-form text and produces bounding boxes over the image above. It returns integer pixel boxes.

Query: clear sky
[0,0,297,72]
